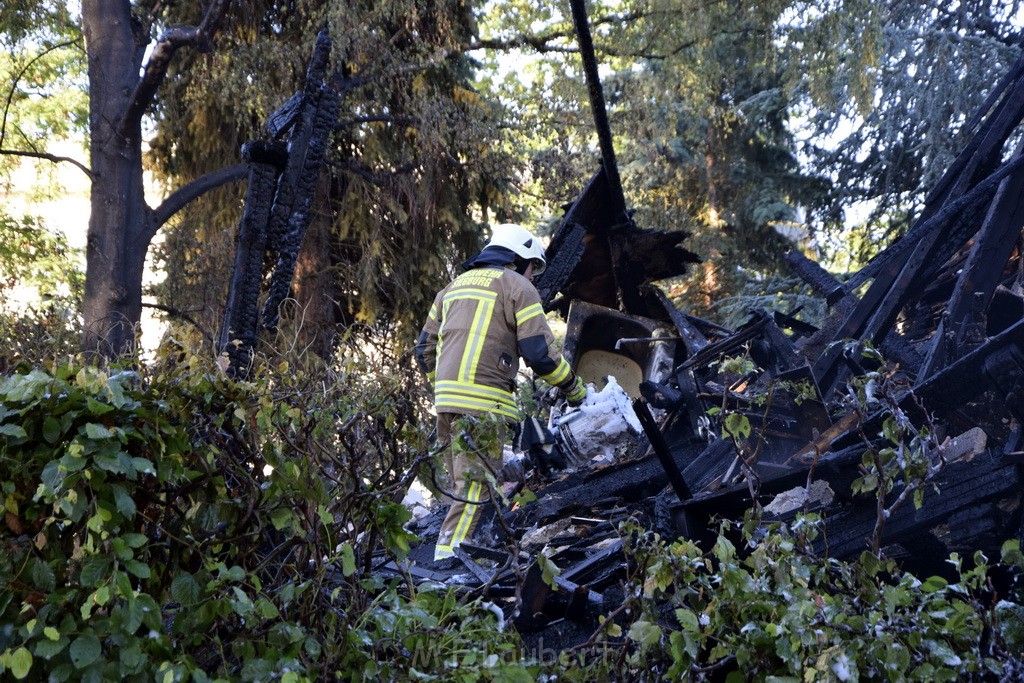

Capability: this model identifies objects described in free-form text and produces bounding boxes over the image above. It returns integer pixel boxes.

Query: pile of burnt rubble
[379,52,1024,641]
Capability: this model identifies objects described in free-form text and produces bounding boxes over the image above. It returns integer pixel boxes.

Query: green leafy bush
[558,517,1022,682]
[0,334,431,681]
[0,214,83,369]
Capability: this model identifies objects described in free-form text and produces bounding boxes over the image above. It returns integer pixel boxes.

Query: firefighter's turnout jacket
[415,262,580,422]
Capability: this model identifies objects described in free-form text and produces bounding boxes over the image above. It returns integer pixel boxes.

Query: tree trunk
[81,1,152,358]
[292,173,339,361]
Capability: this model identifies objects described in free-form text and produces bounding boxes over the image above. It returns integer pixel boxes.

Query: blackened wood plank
[919,141,1024,380]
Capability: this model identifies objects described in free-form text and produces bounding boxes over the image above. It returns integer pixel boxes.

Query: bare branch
[150,162,249,233]
[1,39,82,150]
[120,0,233,135]
[141,301,214,346]
[335,114,417,129]
[0,147,93,179]
[328,159,417,187]
[468,19,767,61]
[466,11,646,54]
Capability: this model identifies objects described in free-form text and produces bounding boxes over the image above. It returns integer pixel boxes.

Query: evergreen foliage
[146,0,512,347]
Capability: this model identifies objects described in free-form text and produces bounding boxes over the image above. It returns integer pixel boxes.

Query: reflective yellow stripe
[435,397,520,420]
[435,380,519,419]
[451,480,485,548]
[516,302,544,326]
[443,288,497,304]
[540,357,572,386]
[459,297,494,382]
[428,302,439,321]
[435,380,513,402]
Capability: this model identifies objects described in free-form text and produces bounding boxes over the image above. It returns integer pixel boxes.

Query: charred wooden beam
[262,30,339,330]
[808,452,1021,560]
[847,55,1024,292]
[219,141,284,374]
[567,0,627,224]
[220,27,341,368]
[645,285,709,356]
[785,249,846,306]
[915,317,1024,408]
[537,169,621,313]
[919,140,1024,379]
[634,399,692,502]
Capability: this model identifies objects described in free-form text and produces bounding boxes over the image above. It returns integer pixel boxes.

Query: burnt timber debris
[393,20,1024,645]
[220,28,342,375]
[213,18,1024,650]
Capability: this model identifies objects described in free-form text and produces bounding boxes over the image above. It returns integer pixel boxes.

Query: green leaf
[40,458,65,492]
[33,636,69,660]
[42,416,62,443]
[513,488,537,506]
[0,424,28,439]
[85,398,114,416]
[9,647,32,679]
[79,555,113,587]
[723,412,751,441]
[134,594,162,631]
[122,533,148,548]
[126,597,144,634]
[111,484,136,518]
[84,423,112,440]
[340,542,357,577]
[69,635,100,669]
[59,452,87,476]
[537,553,561,590]
[118,641,144,672]
[48,663,74,682]
[675,608,701,632]
[270,507,295,531]
[230,586,254,616]
[1001,539,1022,567]
[125,559,150,579]
[111,537,133,562]
[43,627,60,641]
[130,457,155,476]
[256,599,280,619]
[171,573,200,606]
[627,620,663,649]
[31,557,55,592]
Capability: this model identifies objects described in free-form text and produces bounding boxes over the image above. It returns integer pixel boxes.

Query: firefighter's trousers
[433,413,506,561]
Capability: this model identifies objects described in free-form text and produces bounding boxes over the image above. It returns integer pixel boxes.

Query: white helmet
[485,223,547,274]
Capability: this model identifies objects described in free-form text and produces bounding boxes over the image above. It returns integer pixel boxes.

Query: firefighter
[415,223,587,561]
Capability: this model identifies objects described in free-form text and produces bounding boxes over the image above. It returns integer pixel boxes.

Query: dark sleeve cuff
[518,334,557,375]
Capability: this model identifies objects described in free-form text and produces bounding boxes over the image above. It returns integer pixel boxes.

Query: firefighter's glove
[564,376,587,407]
[499,455,527,483]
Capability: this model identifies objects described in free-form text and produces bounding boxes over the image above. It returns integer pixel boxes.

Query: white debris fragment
[557,376,642,467]
[763,479,836,516]
[401,480,435,520]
